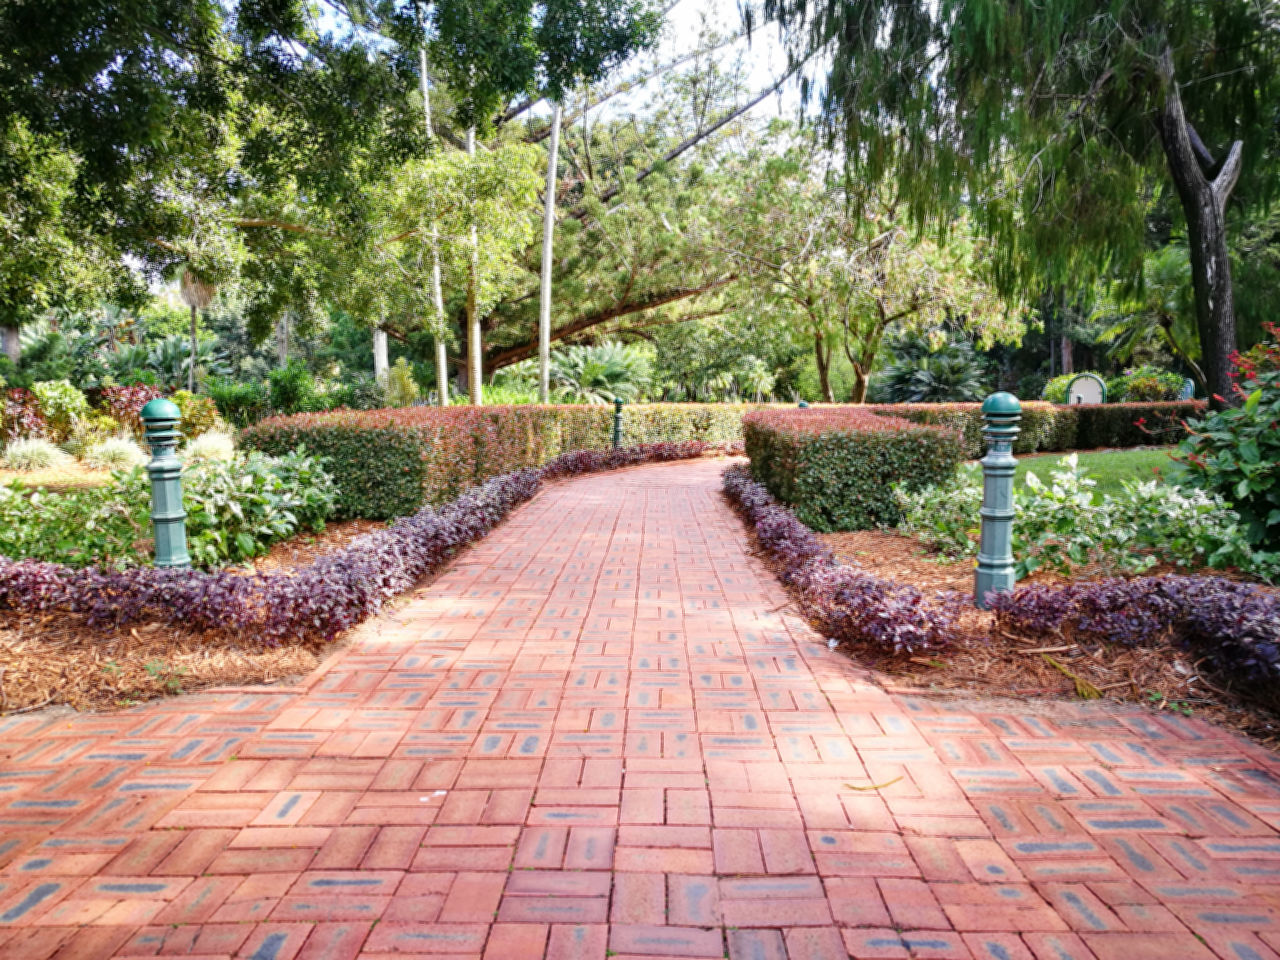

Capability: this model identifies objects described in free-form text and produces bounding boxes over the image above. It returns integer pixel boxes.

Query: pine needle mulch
[0,519,390,715]
[816,528,1280,748]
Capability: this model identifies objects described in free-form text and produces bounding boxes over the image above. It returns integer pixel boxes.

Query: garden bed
[816,527,1280,745]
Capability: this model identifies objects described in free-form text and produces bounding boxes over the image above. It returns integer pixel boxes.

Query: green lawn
[1015,447,1178,497]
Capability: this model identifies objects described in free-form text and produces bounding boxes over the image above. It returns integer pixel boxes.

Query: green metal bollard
[974,391,1021,609]
[140,397,191,570]
[612,398,624,449]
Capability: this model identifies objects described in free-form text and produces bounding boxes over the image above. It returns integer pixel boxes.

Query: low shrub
[1178,334,1280,550]
[83,436,148,471]
[208,378,269,428]
[268,360,320,415]
[744,408,965,531]
[723,465,963,655]
[99,384,163,438]
[179,449,337,567]
[0,450,336,570]
[0,442,706,645]
[1072,401,1201,448]
[385,358,419,408]
[2,437,71,472]
[897,455,1273,582]
[1106,365,1187,402]
[65,413,122,458]
[184,430,236,462]
[173,389,219,439]
[990,576,1280,703]
[2,388,47,442]
[30,380,90,442]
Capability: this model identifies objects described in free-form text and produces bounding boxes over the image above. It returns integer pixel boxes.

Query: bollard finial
[974,392,1021,609]
[141,397,191,570]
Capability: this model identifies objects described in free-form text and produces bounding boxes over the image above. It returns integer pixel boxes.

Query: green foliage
[184,430,236,463]
[551,342,652,403]
[30,379,89,441]
[208,377,269,428]
[1074,402,1199,449]
[1106,366,1187,402]
[172,389,218,439]
[897,455,1273,582]
[743,409,965,532]
[872,330,990,403]
[180,449,337,568]
[1042,372,1102,404]
[0,478,144,567]
[268,360,320,416]
[82,436,147,471]
[2,437,70,471]
[65,412,123,458]
[384,358,420,408]
[242,403,745,519]
[869,402,1078,459]
[0,450,336,570]
[1178,346,1280,549]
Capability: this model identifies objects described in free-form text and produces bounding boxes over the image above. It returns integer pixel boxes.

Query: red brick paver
[2,458,1280,959]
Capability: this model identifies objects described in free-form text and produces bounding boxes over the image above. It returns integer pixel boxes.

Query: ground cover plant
[722,464,963,655]
[897,454,1276,582]
[1014,447,1175,496]
[0,449,336,570]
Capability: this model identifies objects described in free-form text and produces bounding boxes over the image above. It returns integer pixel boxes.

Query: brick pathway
[2,458,1280,960]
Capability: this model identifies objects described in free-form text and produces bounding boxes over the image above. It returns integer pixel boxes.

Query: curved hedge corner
[0,442,706,647]
[989,576,1280,705]
[743,408,965,531]
[723,465,962,655]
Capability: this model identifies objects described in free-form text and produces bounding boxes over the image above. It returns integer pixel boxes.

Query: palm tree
[550,342,652,404]
[873,329,989,402]
[179,269,216,392]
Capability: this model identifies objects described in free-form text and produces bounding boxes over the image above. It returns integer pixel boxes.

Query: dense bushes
[897,456,1275,582]
[991,577,1280,702]
[207,378,270,428]
[242,404,737,519]
[0,450,335,570]
[723,466,962,655]
[743,408,965,531]
[1072,401,1201,448]
[869,401,1078,458]
[1178,331,1280,550]
[1107,366,1187,402]
[0,442,706,645]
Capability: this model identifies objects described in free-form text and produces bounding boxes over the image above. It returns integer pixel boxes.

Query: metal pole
[140,397,191,570]
[974,392,1021,608]
[612,398,624,450]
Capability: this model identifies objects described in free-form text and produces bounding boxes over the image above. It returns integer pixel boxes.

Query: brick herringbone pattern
[2,458,1280,959]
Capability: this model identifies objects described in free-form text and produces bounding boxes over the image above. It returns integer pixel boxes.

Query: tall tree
[756,0,1280,406]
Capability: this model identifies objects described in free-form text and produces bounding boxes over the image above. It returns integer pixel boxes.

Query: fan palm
[550,342,652,404]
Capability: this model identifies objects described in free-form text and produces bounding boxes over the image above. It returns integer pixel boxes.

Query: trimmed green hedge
[743,409,965,531]
[1073,401,1203,449]
[241,403,754,519]
[867,402,1078,459]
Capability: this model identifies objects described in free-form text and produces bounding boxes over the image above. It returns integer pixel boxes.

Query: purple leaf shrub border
[722,465,963,655]
[0,442,706,646]
[990,576,1280,689]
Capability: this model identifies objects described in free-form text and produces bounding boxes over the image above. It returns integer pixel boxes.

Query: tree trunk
[466,127,483,405]
[277,315,291,368]
[537,101,563,404]
[1,325,19,365]
[814,333,834,403]
[1156,49,1242,409]
[188,305,198,392]
[418,4,450,407]
[1059,333,1073,375]
[373,328,389,382]
[850,366,869,403]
